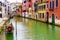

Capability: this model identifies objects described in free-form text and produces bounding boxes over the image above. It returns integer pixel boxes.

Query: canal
[0,17,60,40]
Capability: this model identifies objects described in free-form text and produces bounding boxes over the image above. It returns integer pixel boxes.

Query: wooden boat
[5,23,14,33]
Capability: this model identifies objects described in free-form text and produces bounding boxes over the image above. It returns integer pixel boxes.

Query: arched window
[56,0,58,7]
[0,7,2,11]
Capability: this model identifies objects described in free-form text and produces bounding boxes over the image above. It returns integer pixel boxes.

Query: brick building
[47,0,60,24]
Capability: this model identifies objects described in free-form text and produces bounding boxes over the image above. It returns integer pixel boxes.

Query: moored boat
[5,23,14,33]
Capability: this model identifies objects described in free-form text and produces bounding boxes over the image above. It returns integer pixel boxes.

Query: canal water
[0,17,60,40]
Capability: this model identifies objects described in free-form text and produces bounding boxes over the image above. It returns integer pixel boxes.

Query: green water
[6,33,13,40]
[4,17,60,40]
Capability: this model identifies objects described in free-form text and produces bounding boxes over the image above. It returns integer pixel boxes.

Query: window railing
[38,5,46,10]
[40,0,48,4]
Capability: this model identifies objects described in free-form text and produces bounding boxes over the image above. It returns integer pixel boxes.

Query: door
[52,14,55,24]
[46,12,49,23]
[0,14,2,18]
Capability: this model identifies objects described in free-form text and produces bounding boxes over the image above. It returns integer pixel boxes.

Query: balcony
[40,1,49,4]
[49,8,54,11]
[43,1,49,3]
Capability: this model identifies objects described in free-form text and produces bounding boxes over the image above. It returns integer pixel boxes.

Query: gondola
[5,23,14,33]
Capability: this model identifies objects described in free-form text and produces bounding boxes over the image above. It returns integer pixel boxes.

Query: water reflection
[24,18,56,40]
[5,33,13,40]
[46,24,56,40]
[51,25,55,40]
[3,17,60,40]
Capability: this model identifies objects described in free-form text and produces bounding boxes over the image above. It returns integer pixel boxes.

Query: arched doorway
[46,12,49,23]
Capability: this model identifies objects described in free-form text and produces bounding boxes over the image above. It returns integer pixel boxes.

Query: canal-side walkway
[0,31,5,40]
[6,17,60,40]
[0,18,9,33]
[18,11,60,26]
[19,16,60,26]
[0,17,60,40]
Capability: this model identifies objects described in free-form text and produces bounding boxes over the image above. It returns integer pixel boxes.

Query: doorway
[0,14,2,18]
[46,12,49,23]
[52,14,55,24]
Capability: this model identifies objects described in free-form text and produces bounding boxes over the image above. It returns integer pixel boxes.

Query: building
[37,0,48,22]
[0,1,9,20]
[10,2,20,16]
[38,0,60,24]
[22,0,26,17]
[18,3,22,16]
[22,0,32,17]
[47,0,60,24]
[10,3,16,13]
[32,0,38,19]
[26,0,32,12]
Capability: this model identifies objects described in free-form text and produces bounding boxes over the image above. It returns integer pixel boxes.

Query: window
[29,5,30,7]
[56,0,58,7]
[46,4,48,8]
[44,5,46,9]
[34,1,38,8]
[0,2,2,6]
[0,14,2,18]
[0,8,2,11]
[41,6,43,10]
[8,6,9,12]
[50,2,51,9]
[24,0,26,3]
[42,13,44,18]
[50,1,54,9]
[40,0,43,3]
[38,13,41,18]
[52,1,54,9]
[40,13,41,18]
[24,1,26,3]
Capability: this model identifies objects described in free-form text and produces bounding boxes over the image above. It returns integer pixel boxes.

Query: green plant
[19,5,22,8]
[0,29,2,33]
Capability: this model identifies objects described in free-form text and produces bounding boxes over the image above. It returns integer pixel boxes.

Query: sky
[0,0,22,3]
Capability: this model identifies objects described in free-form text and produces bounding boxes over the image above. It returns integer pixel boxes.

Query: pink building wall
[47,0,60,20]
